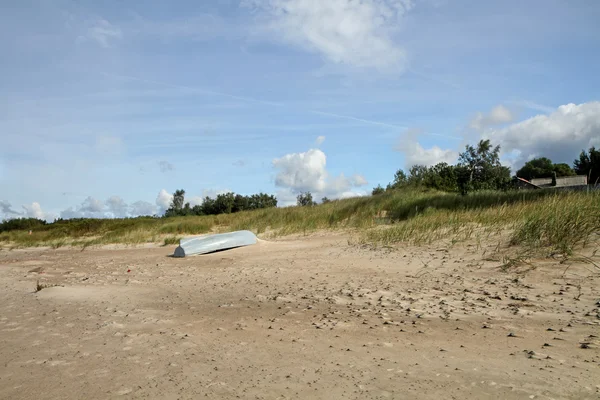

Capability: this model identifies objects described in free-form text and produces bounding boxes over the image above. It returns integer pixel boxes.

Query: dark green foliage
[516,157,575,180]
[321,197,331,204]
[172,189,185,210]
[233,194,250,213]
[383,140,510,195]
[372,185,385,195]
[552,163,576,178]
[407,165,429,186]
[297,192,316,207]
[456,139,511,194]
[421,162,458,192]
[164,190,277,217]
[392,169,408,187]
[574,146,600,185]
[0,218,47,233]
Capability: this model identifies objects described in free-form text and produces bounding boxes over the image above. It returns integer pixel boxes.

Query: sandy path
[1,235,599,399]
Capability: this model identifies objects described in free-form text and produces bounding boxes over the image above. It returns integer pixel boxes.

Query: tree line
[164,190,278,217]
[371,142,599,196]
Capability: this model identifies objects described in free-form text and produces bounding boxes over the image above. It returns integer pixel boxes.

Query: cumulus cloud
[350,174,368,186]
[80,196,105,213]
[22,202,45,219]
[244,0,413,72]
[484,101,600,167]
[395,129,458,168]
[130,201,156,216]
[273,149,328,193]
[469,105,515,131]
[61,195,160,219]
[106,196,128,218]
[1,200,20,216]
[21,202,56,221]
[156,189,173,214]
[187,196,204,207]
[158,161,175,173]
[272,148,368,204]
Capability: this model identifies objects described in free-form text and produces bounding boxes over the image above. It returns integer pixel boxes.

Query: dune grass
[1,189,598,256]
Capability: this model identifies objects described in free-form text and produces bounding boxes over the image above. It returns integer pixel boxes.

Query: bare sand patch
[1,235,598,399]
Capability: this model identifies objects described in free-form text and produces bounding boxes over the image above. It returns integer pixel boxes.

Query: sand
[1,234,599,399]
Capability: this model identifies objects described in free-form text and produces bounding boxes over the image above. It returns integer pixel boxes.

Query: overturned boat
[173,230,258,257]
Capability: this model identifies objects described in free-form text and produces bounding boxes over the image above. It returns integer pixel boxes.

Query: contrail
[100,72,411,130]
[100,72,285,107]
[308,110,407,129]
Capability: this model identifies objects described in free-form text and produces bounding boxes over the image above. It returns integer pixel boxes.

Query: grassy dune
[1,189,599,256]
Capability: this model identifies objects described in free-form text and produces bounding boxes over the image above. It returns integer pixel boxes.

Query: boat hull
[173,230,257,257]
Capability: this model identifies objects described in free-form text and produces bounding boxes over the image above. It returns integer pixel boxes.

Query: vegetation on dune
[1,189,598,258]
[1,140,599,256]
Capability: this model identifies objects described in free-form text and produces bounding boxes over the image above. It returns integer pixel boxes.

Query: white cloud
[315,135,326,146]
[273,149,328,193]
[274,189,299,207]
[60,195,159,219]
[106,196,128,218]
[273,148,368,202]
[244,0,413,72]
[130,201,156,216]
[396,128,458,167]
[86,19,122,48]
[469,105,515,131]
[1,201,55,222]
[80,196,105,213]
[350,174,368,186]
[156,189,173,213]
[60,196,105,219]
[484,101,600,167]
[1,200,20,217]
[22,202,56,221]
[188,196,204,207]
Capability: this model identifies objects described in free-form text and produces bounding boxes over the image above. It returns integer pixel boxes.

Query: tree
[171,189,185,210]
[574,146,600,185]
[213,193,235,214]
[423,162,458,192]
[553,163,576,177]
[201,196,216,215]
[516,157,575,180]
[232,194,250,213]
[162,189,277,217]
[407,165,429,186]
[372,185,385,195]
[164,189,186,217]
[321,197,331,204]
[392,169,408,187]
[296,192,316,207]
[457,139,511,193]
[516,157,554,180]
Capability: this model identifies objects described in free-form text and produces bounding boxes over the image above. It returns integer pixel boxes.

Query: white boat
[173,230,257,257]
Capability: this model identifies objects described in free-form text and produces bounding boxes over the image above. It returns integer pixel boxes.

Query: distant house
[514,175,588,190]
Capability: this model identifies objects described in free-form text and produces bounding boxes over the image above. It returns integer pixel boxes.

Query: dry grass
[1,189,598,256]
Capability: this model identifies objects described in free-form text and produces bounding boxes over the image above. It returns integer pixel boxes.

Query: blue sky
[1,0,599,219]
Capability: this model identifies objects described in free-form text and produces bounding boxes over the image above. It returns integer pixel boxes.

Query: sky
[1,0,599,220]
